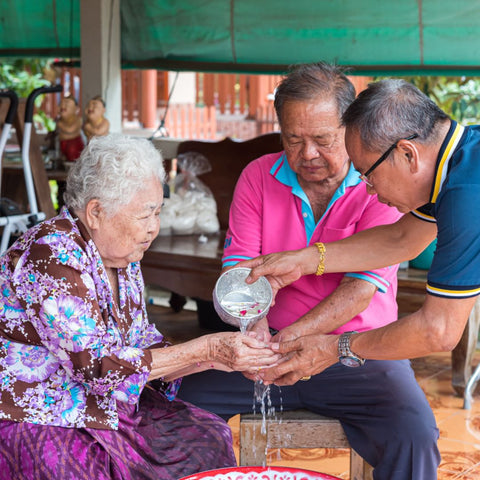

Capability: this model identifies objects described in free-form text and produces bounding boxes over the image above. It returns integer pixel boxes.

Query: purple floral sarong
[0,388,236,480]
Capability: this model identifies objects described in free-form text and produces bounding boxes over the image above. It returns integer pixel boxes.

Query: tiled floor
[147,302,480,479]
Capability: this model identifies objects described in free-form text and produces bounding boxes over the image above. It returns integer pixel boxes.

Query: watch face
[340,356,362,367]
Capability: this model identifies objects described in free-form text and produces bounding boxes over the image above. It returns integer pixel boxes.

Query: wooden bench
[239,409,374,480]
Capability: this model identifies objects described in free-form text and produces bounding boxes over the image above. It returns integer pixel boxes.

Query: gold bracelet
[314,242,326,276]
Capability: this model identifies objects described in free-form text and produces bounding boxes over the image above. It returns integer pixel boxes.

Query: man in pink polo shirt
[178,63,439,480]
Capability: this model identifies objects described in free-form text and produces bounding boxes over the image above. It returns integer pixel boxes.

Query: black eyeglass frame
[360,134,418,186]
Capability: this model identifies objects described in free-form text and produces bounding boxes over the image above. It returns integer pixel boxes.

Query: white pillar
[80,0,122,133]
[169,72,196,104]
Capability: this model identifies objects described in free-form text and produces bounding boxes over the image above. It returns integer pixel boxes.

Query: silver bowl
[213,267,273,331]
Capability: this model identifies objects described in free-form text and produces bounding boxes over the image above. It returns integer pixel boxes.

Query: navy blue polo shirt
[413,121,480,298]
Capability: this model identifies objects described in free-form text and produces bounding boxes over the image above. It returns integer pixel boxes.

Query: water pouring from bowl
[213,266,276,433]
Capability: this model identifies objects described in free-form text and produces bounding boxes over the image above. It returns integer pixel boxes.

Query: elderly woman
[0,135,279,480]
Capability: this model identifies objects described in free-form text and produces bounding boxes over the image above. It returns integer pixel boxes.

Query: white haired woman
[0,134,279,480]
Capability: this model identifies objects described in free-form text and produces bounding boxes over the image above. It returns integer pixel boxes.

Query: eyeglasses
[359,134,418,187]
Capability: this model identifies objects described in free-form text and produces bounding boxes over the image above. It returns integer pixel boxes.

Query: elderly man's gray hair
[342,79,449,152]
[274,62,356,126]
[64,134,166,216]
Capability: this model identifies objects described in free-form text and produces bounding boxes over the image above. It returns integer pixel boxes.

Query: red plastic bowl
[179,466,342,480]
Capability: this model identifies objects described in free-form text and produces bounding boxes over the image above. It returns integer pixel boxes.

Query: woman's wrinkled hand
[207,332,281,372]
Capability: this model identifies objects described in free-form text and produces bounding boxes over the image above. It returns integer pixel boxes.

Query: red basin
[179,466,342,480]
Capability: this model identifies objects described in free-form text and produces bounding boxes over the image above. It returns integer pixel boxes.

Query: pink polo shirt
[222,152,403,333]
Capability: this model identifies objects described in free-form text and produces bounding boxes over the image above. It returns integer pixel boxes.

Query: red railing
[197,73,282,117]
[165,104,217,140]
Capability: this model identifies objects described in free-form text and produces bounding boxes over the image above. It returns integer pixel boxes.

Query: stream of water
[219,291,280,465]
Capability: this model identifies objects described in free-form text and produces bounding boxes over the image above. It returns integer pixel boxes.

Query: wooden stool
[239,409,374,480]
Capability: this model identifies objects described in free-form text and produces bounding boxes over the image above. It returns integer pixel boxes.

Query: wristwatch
[338,331,365,367]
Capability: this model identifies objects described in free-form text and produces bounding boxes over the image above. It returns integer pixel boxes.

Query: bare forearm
[349,295,476,360]
[148,331,281,381]
[323,216,437,274]
[148,336,209,381]
[281,277,376,338]
[245,215,437,291]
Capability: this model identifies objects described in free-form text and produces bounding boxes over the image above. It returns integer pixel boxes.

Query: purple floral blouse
[0,207,180,430]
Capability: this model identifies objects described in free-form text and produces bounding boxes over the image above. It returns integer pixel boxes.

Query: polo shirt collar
[270,152,360,193]
[429,120,466,204]
[270,153,360,241]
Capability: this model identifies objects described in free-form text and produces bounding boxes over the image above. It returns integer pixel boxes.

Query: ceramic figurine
[83,95,110,141]
[56,95,84,162]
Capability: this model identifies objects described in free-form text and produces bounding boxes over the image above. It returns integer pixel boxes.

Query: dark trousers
[178,359,440,480]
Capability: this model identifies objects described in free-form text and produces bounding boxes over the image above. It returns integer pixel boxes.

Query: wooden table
[141,235,479,397]
[141,232,224,301]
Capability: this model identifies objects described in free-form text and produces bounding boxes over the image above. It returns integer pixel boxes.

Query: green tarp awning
[2,0,480,75]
